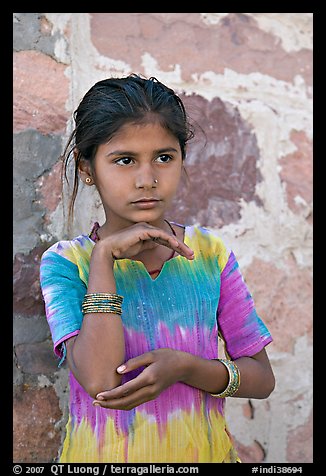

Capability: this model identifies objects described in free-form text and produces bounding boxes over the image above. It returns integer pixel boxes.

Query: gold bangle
[83,292,123,302]
[210,359,241,398]
[82,292,124,315]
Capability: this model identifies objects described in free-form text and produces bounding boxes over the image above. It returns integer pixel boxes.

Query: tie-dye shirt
[40,224,272,463]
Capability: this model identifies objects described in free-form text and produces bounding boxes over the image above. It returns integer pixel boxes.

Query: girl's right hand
[96,222,195,261]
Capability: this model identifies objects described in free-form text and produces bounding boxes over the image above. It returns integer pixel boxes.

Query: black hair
[62,73,195,225]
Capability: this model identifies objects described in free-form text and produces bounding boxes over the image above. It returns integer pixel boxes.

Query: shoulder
[185,223,230,250]
[184,224,231,273]
[41,233,94,265]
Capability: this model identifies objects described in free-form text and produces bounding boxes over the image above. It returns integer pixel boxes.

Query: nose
[135,164,157,189]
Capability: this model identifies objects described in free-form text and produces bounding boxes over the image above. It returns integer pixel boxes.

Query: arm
[91,244,274,409]
[65,222,194,399]
[181,347,275,399]
[65,242,125,399]
[91,346,275,410]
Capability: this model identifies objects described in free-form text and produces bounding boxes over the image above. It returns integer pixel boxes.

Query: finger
[128,350,161,368]
[161,238,194,260]
[168,238,194,259]
[94,376,148,402]
[93,385,157,410]
[139,228,179,247]
[96,354,155,401]
[147,232,194,260]
[129,223,195,260]
[117,352,155,374]
[96,381,135,400]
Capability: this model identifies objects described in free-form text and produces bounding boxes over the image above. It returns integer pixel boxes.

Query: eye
[115,157,134,166]
[155,154,172,163]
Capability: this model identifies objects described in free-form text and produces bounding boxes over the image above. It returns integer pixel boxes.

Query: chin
[131,212,164,224]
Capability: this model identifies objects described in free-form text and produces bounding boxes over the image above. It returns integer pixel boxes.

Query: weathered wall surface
[13,13,313,463]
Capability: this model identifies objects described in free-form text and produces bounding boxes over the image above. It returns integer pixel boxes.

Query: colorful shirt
[40,224,272,463]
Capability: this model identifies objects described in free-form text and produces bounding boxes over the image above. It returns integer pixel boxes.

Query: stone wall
[13,13,313,463]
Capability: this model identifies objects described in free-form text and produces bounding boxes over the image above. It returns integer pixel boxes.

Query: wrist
[88,241,117,293]
[92,240,115,267]
[177,351,195,383]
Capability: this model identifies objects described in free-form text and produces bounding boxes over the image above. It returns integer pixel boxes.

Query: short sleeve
[40,250,87,362]
[217,251,272,360]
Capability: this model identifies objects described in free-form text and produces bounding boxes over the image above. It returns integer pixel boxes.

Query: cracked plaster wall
[13,13,313,463]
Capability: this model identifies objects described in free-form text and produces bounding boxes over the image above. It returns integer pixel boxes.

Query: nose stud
[154,179,158,184]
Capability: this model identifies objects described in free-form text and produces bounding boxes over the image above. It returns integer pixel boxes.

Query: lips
[131,198,161,209]
[132,198,160,203]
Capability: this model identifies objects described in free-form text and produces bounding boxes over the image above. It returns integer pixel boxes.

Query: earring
[85,177,92,185]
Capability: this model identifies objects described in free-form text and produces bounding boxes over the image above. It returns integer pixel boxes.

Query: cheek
[94,169,124,191]
[167,166,182,187]
[162,172,182,199]
[95,178,121,204]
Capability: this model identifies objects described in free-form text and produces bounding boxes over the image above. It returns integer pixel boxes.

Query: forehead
[106,122,180,149]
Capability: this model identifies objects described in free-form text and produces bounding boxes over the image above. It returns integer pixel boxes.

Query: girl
[40,74,275,463]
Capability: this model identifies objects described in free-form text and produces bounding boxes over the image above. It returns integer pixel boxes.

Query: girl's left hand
[92,348,188,410]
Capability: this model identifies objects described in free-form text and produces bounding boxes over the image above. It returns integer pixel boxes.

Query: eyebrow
[105,147,179,157]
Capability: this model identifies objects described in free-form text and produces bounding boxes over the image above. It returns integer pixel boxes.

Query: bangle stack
[82,292,124,316]
[210,358,241,398]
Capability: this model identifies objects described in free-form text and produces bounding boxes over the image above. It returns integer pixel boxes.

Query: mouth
[131,198,162,209]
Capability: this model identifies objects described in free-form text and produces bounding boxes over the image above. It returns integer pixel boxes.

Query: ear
[77,155,94,185]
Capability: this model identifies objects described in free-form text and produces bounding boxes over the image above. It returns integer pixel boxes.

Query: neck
[90,217,179,278]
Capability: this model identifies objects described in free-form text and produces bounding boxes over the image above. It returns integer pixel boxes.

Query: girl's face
[81,122,183,230]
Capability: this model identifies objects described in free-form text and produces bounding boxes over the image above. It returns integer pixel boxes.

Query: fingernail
[96,395,104,400]
[117,364,126,373]
[93,401,101,406]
